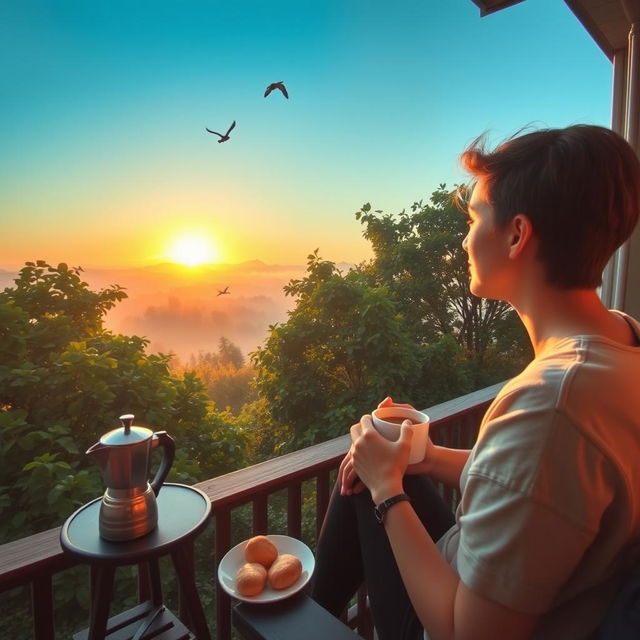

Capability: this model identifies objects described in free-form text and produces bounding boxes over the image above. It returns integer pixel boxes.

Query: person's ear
[508,214,534,259]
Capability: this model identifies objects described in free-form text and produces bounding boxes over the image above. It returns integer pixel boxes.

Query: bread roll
[236,562,267,597]
[244,535,278,568]
[268,553,302,590]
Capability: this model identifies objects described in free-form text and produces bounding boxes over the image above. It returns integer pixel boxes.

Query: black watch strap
[374,493,411,524]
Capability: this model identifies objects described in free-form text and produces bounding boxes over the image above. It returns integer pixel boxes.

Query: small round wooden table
[60,483,212,640]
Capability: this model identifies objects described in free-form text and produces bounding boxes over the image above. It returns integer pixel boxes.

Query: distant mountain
[137,260,302,272]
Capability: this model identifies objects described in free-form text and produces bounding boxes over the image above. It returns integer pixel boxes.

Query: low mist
[89,261,308,362]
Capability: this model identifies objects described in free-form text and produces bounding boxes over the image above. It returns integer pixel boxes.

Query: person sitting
[310,124,640,640]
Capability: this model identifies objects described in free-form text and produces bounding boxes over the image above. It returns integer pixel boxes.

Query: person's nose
[462,233,469,252]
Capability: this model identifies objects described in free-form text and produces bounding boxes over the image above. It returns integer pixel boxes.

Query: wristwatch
[374,493,411,524]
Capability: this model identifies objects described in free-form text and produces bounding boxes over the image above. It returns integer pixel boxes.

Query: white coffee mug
[371,406,430,464]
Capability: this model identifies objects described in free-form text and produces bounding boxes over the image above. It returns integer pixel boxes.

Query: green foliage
[253,250,420,450]
[174,337,258,414]
[253,187,532,451]
[356,184,531,381]
[235,397,285,461]
[417,334,473,408]
[0,261,249,544]
[356,185,531,376]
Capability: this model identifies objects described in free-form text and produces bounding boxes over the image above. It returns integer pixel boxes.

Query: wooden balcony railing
[0,382,503,640]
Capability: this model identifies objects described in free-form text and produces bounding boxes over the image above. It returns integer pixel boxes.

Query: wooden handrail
[199,379,502,512]
[0,381,504,639]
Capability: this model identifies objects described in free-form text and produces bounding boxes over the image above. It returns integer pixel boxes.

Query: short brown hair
[460,125,640,289]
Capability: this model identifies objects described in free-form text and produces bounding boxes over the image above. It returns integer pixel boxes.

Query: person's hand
[377,396,436,475]
[350,414,412,505]
[377,396,414,410]
[338,398,411,496]
[338,445,367,496]
[404,437,437,475]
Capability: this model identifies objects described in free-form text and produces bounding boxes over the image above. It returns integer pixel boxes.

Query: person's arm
[412,444,471,488]
[351,416,539,640]
[382,501,538,640]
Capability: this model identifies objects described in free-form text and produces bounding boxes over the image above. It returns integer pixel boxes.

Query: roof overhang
[470,0,631,61]
[470,0,526,17]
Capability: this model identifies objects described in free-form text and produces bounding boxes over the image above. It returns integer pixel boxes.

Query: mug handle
[150,431,176,496]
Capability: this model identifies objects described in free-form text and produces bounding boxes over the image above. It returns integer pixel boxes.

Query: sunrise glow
[168,232,219,266]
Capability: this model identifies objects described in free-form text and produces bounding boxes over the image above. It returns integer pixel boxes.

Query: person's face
[462,178,512,300]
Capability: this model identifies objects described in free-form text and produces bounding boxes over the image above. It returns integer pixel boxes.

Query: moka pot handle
[150,431,175,496]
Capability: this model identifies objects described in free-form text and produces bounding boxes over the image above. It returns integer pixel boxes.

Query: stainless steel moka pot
[86,414,175,541]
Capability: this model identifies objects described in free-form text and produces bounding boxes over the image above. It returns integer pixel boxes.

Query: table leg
[88,564,115,640]
[147,557,163,606]
[171,544,212,640]
[177,543,193,623]
[137,561,151,602]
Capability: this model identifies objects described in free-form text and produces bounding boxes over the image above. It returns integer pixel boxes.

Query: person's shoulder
[494,329,640,418]
[479,333,640,472]
[470,365,613,501]
[473,359,591,479]
[472,370,571,485]
[487,358,569,418]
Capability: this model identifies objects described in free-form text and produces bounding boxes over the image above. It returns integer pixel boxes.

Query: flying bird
[206,120,236,143]
[217,286,230,296]
[264,81,288,99]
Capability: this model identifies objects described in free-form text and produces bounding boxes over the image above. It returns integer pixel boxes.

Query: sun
[168,231,218,267]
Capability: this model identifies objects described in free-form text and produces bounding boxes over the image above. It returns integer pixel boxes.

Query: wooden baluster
[315,471,331,542]
[31,575,54,640]
[215,509,231,640]
[253,493,269,534]
[287,482,302,539]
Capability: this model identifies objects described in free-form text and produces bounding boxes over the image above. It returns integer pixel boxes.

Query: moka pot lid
[99,414,152,446]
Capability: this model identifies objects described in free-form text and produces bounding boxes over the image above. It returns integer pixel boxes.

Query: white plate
[217,534,315,603]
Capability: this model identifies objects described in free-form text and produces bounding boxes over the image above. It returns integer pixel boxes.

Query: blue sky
[0,0,613,268]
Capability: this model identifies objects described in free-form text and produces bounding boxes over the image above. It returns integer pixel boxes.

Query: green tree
[252,251,420,450]
[0,261,249,544]
[356,185,531,382]
[216,336,244,369]
[175,337,257,414]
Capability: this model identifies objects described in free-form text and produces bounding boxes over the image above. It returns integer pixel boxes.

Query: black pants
[310,475,455,640]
